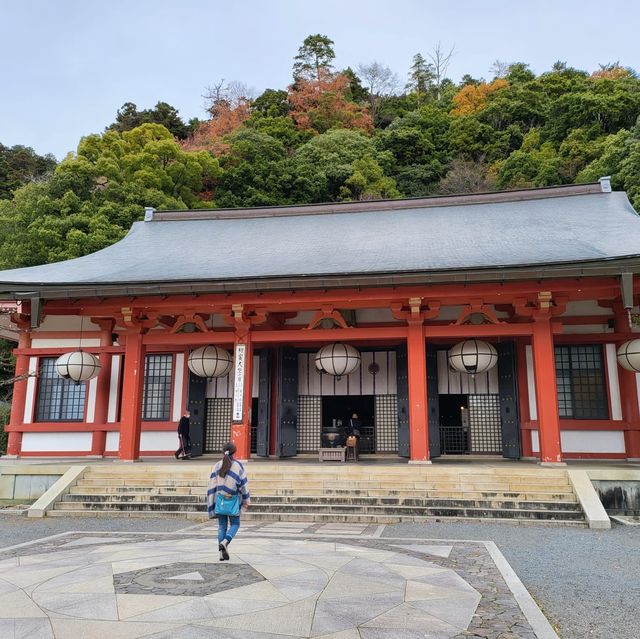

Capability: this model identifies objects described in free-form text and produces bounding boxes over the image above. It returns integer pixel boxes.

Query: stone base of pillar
[408,460,432,465]
[538,461,567,467]
[626,458,640,462]
[121,459,143,463]
[1,454,18,459]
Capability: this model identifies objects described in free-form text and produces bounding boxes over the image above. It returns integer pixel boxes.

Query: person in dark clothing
[348,413,362,437]
[175,409,191,459]
[347,413,361,460]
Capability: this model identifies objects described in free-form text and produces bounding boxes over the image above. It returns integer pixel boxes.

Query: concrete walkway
[0,522,556,638]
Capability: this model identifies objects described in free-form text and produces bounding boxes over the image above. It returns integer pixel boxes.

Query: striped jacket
[206,457,250,517]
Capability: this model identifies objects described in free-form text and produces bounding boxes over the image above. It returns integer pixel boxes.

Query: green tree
[578,118,640,210]
[342,67,370,103]
[406,53,435,105]
[0,144,57,199]
[293,34,336,81]
[107,101,192,139]
[251,89,291,117]
[375,106,451,195]
[0,124,220,268]
[291,129,393,201]
[339,156,400,201]
[215,129,299,207]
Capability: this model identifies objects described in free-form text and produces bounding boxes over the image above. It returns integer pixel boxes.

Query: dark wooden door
[186,370,207,457]
[396,345,410,457]
[497,341,521,459]
[276,347,298,457]
[427,348,441,458]
[256,350,271,457]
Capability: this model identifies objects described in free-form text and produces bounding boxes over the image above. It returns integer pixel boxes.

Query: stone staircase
[48,463,587,525]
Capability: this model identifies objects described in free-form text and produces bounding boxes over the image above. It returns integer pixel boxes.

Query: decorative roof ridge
[150,182,605,222]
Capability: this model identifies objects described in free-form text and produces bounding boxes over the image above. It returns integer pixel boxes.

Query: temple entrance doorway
[321,395,375,454]
[438,393,503,455]
[439,394,469,454]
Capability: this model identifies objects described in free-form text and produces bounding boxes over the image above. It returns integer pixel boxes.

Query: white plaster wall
[436,350,499,395]
[105,431,120,452]
[34,317,101,331]
[605,343,623,420]
[298,351,397,396]
[562,301,613,317]
[31,338,101,348]
[21,432,92,452]
[85,377,98,423]
[107,355,121,423]
[284,310,316,326]
[23,357,38,424]
[531,430,625,454]
[525,345,537,421]
[140,431,178,451]
[172,353,185,421]
[355,308,397,323]
[206,355,260,399]
[561,325,608,334]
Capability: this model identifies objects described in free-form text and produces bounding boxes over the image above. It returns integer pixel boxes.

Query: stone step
[67,485,576,501]
[52,500,584,521]
[44,508,587,526]
[82,465,570,477]
[60,494,581,512]
[76,477,570,491]
[81,470,571,484]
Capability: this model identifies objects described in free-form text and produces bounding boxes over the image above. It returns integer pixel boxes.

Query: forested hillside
[1,34,639,270]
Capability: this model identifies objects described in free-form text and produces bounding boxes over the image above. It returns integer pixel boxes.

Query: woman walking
[207,442,250,561]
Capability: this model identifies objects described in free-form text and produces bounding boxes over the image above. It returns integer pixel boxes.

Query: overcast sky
[1,0,638,159]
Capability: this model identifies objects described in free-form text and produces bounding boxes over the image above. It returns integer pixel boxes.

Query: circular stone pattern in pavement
[12,536,482,638]
[113,561,265,597]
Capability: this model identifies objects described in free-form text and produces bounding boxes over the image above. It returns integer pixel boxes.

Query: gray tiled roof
[0,187,639,296]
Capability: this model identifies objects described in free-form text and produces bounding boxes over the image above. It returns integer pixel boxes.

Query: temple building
[1,180,640,464]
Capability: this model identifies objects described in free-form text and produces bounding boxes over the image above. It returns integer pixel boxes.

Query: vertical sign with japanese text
[232,343,246,422]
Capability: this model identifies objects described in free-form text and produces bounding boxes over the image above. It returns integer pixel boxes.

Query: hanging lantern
[315,343,361,377]
[617,339,640,372]
[55,351,101,383]
[448,339,498,374]
[188,345,233,378]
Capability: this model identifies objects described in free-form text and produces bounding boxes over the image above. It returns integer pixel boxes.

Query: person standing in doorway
[175,409,191,459]
[348,412,362,460]
[207,441,250,561]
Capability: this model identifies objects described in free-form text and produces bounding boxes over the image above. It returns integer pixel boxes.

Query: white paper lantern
[55,351,101,383]
[616,339,640,372]
[315,343,361,377]
[448,339,498,374]
[188,345,233,378]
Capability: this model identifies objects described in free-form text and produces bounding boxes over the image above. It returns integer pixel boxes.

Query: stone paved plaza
[0,521,556,639]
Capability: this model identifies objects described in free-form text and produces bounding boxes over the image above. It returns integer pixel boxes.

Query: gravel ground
[0,515,636,639]
[383,520,640,639]
[0,514,190,547]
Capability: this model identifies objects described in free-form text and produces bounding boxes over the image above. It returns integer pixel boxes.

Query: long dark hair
[219,441,237,478]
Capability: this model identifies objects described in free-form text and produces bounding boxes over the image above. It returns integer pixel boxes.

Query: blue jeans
[218,515,240,544]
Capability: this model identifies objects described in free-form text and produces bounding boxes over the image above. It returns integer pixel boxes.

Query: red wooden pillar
[614,306,640,460]
[231,330,253,461]
[407,321,430,462]
[118,329,145,461]
[6,331,31,456]
[90,320,114,457]
[531,317,563,464]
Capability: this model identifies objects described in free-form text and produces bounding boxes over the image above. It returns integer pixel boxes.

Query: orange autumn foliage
[288,71,373,134]
[451,79,509,116]
[181,101,251,155]
[591,66,632,80]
